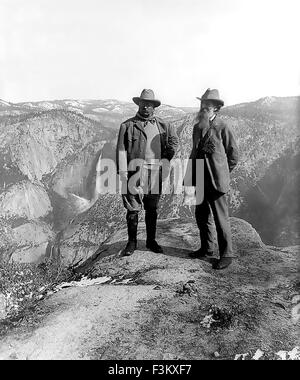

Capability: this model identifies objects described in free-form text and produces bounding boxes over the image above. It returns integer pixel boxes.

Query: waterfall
[68,138,117,215]
[68,193,95,214]
[67,150,104,214]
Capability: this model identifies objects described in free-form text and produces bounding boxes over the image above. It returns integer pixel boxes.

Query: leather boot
[145,210,163,253]
[213,257,232,270]
[189,248,214,259]
[122,212,138,256]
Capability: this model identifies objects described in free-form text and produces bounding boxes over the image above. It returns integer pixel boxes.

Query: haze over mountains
[0,96,299,264]
[0,98,197,130]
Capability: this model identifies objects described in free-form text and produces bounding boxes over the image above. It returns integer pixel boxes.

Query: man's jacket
[187,116,239,194]
[116,115,179,174]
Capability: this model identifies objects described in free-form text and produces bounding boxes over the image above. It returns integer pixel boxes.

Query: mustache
[139,108,152,115]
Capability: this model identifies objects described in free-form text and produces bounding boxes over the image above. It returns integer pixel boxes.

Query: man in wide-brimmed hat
[117,89,179,256]
[184,88,239,270]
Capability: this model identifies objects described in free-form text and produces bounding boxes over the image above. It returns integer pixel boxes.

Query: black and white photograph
[0,0,299,364]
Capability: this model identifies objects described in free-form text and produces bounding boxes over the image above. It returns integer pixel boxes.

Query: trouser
[122,167,161,243]
[195,177,234,258]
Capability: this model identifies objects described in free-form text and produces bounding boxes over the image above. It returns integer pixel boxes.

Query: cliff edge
[0,218,298,360]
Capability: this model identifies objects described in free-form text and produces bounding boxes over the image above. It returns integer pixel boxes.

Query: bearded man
[117,89,179,256]
[184,89,239,270]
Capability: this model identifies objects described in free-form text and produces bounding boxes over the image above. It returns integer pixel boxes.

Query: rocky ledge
[0,218,298,360]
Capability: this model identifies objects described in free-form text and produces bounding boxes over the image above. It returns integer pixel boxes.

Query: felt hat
[132,89,161,107]
[196,88,224,107]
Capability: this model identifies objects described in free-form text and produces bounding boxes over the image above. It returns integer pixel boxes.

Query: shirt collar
[136,112,156,124]
[210,114,217,123]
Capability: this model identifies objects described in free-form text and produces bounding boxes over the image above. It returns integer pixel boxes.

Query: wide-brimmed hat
[132,89,161,108]
[196,88,224,107]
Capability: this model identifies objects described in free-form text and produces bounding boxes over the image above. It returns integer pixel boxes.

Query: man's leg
[209,191,234,269]
[142,167,163,253]
[191,198,215,258]
[126,209,138,240]
[121,193,142,256]
[143,194,163,253]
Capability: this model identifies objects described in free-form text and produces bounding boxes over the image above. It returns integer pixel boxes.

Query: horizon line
[1,94,299,109]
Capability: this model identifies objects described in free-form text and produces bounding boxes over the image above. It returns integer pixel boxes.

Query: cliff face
[172,97,299,207]
[0,110,112,262]
[0,96,299,264]
[0,181,52,221]
[237,142,300,246]
[0,220,15,262]
[159,96,300,245]
[224,97,300,245]
[0,110,112,189]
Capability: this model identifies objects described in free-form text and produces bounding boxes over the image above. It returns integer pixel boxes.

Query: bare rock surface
[0,219,298,360]
[58,216,264,267]
[10,221,55,263]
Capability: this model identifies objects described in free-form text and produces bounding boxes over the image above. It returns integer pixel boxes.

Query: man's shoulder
[213,115,229,130]
[120,116,137,128]
[155,116,170,129]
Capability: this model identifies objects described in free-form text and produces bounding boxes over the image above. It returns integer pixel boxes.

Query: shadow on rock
[75,239,195,274]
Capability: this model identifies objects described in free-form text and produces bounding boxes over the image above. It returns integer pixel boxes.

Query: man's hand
[133,186,144,196]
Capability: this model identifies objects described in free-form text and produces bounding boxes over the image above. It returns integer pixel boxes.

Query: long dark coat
[186,116,239,193]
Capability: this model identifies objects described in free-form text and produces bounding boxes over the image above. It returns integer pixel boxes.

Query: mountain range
[0,98,197,130]
[0,96,299,264]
